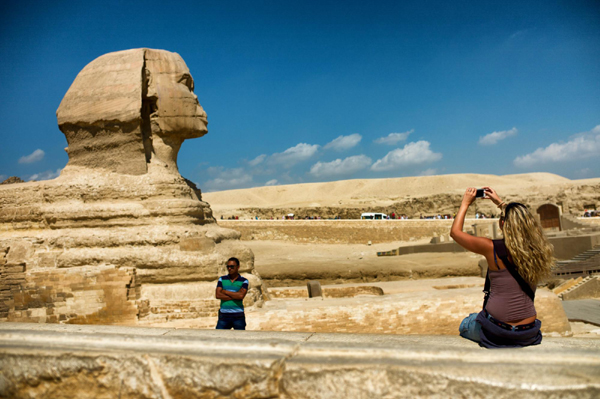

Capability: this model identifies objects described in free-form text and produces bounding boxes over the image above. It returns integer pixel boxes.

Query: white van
[361,212,388,220]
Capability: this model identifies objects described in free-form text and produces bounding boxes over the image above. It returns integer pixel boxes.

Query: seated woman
[450,187,554,348]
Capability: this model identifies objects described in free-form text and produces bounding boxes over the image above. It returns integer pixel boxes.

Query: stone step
[573,250,600,258]
[558,276,592,299]
[559,276,600,301]
[553,277,583,296]
[1,322,600,398]
[553,247,600,277]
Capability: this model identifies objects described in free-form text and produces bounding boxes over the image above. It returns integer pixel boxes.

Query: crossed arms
[215,287,247,301]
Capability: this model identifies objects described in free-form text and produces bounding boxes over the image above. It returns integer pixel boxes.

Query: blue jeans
[216,313,246,330]
[459,312,482,343]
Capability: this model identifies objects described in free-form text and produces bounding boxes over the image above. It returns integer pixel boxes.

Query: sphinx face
[56,48,208,175]
[145,49,208,140]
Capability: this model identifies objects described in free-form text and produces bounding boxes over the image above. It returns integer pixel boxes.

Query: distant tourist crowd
[220,212,503,220]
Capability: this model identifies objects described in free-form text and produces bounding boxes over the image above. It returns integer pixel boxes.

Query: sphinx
[0,49,265,325]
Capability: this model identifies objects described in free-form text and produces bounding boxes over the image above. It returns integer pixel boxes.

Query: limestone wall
[0,260,138,324]
[2,323,598,399]
[0,227,263,325]
[549,233,600,260]
[578,217,600,226]
[247,287,572,337]
[269,285,384,299]
[219,219,498,244]
[560,277,600,301]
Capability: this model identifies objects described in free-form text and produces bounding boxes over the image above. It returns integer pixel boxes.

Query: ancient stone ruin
[0,177,25,185]
[0,48,265,325]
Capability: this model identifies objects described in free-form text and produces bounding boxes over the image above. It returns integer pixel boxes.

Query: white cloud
[265,179,278,186]
[419,168,437,176]
[324,134,362,151]
[19,149,45,164]
[310,155,372,178]
[28,168,62,181]
[479,127,517,146]
[374,130,413,145]
[514,125,600,167]
[371,141,442,172]
[204,167,253,191]
[269,143,319,168]
[248,154,266,166]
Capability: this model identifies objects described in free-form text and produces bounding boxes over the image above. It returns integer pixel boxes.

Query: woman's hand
[461,187,477,207]
[482,186,502,206]
[451,187,494,257]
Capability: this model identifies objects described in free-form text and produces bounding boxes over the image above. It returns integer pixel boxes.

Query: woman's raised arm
[450,187,493,257]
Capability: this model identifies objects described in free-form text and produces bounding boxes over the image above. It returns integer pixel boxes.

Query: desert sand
[203,172,600,219]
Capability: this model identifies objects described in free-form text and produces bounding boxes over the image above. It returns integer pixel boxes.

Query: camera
[476,189,485,198]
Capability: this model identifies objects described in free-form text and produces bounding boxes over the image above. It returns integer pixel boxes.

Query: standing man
[215,257,249,330]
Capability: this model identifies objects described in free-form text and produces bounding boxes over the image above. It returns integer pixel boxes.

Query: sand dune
[204,172,595,210]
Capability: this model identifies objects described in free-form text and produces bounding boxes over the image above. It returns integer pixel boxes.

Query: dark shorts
[216,311,246,330]
[459,310,542,348]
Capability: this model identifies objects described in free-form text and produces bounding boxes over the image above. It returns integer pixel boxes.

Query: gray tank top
[486,268,537,322]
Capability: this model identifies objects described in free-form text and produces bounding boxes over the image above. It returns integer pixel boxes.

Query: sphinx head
[57,48,207,175]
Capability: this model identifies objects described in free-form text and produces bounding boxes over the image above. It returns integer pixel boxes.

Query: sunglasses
[226,265,237,269]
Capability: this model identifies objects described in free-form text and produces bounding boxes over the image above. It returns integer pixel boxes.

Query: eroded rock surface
[1,323,599,399]
[0,49,265,325]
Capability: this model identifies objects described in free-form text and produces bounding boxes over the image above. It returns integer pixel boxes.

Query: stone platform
[563,299,600,326]
[1,323,599,398]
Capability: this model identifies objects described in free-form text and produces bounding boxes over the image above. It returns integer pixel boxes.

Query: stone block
[478,257,488,277]
[36,252,58,269]
[307,280,322,298]
[493,223,501,239]
[5,242,33,265]
[561,277,600,301]
[473,224,493,238]
[1,265,25,274]
[179,237,215,252]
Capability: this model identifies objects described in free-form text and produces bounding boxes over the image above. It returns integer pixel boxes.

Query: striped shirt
[217,275,249,314]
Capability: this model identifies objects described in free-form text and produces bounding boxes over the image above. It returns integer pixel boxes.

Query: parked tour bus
[360,212,388,220]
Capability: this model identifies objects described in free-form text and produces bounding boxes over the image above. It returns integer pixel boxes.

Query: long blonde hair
[502,203,555,285]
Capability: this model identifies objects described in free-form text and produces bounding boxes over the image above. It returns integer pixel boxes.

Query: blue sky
[1,1,599,191]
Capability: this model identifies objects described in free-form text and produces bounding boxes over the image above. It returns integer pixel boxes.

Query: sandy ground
[247,239,482,286]
[204,172,600,211]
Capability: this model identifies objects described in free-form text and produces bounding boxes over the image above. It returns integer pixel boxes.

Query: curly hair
[501,203,555,285]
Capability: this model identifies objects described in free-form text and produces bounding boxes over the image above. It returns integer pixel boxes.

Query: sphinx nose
[197,104,207,119]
